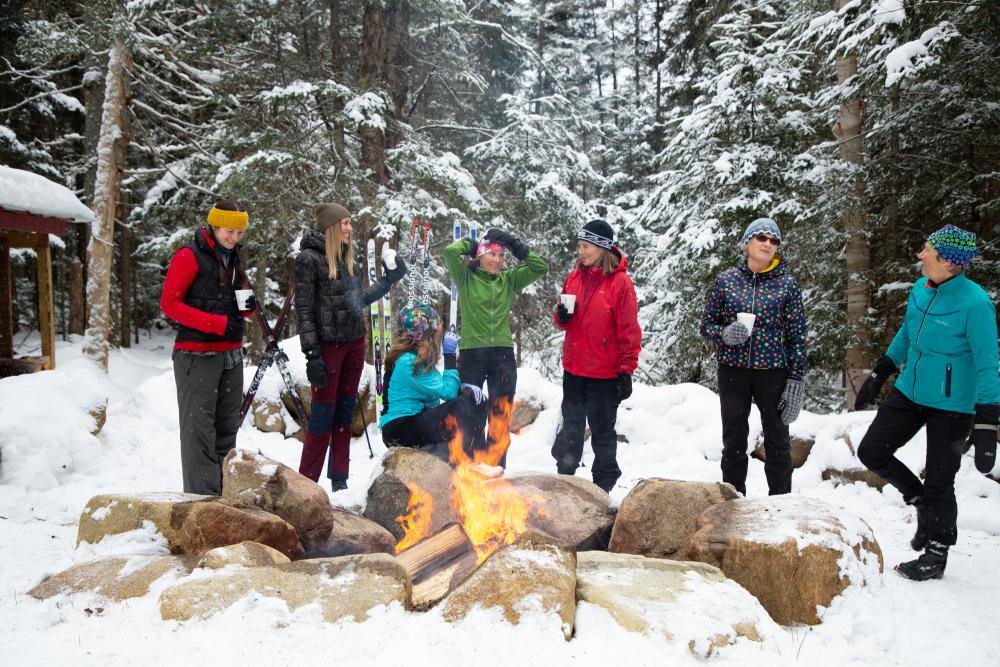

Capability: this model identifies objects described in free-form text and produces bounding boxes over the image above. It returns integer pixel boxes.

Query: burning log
[395,523,478,610]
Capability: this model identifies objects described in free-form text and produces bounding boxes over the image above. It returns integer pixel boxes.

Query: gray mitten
[721,321,750,346]
[777,378,805,425]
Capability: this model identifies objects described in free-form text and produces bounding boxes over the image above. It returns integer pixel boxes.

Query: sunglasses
[752,234,780,246]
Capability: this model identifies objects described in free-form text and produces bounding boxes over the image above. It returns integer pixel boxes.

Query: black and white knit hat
[578,219,614,250]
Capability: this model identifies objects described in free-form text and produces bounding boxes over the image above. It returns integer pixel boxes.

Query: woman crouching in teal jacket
[380,304,489,460]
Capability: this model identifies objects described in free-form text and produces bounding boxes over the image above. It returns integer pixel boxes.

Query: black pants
[719,365,791,496]
[858,388,971,546]
[173,350,243,495]
[381,394,489,463]
[459,346,517,464]
[550,371,621,492]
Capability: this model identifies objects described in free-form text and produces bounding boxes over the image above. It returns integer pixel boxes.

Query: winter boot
[330,479,348,492]
[895,540,948,581]
[908,496,929,551]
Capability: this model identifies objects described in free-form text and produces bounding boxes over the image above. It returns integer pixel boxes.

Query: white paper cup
[736,312,756,334]
[235,289,254,311]
[560,294,576,314]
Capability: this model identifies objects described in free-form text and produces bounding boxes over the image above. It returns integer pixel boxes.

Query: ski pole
[359,398,375,458]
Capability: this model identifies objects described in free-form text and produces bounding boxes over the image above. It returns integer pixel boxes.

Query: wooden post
[0,235,12,359]
[36,241,55,369]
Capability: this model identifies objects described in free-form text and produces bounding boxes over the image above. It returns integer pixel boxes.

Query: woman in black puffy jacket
[294,203,406,490]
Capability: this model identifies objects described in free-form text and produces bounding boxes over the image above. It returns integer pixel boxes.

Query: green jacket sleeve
[443,238,471,288]
[508,250,548,293]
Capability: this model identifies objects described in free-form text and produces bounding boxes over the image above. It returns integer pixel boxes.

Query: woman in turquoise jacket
[380,305,488,460]
[856,225,1000,581]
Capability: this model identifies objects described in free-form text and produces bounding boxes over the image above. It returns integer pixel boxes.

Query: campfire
[394,396,548,607]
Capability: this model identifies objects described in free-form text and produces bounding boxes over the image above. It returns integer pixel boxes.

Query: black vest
[175,229,244,344]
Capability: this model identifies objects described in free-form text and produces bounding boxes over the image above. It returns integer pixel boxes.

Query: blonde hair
[597,248,620,276]
[324,224,355,279]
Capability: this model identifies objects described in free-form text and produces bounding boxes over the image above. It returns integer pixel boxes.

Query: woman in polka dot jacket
[699,217,808,496]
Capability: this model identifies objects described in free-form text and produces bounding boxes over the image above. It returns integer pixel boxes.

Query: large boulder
[252,398,286,434]
[821,468,889,491]
[309,507,397,557]
[752,436,815,469]
[684,496,883,625]
[77,493,304,560]
[608,478,740,559]
[351,384,377,438]
[29,555,198,601]
[159,553,410,622]
[493,473,616,550]
[222,449,334,555]
[364,447,457,542]
[510,399,543,434]
[441,534,576,639]
[197,541,291,569]
[576,551,779,657]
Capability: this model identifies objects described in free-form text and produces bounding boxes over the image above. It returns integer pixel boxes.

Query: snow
[2,334,1000,665]
[885,25,948,88]
[0,165,94,223]
[874,0,906,26]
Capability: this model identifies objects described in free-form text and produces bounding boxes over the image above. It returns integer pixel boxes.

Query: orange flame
[393,396,546,563]
[394,482,433,553]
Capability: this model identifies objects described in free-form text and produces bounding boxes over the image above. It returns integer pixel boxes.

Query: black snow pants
[550,371,621,493]
[381,394,490,463]
[458,346,517,465]
[857,388,971,546]
[718,365,792,496]
[174,350,243,495]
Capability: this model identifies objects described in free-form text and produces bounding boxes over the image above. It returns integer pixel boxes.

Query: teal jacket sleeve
[885,283,917,368]
[411,366,461,402]
[966,298,1000,405]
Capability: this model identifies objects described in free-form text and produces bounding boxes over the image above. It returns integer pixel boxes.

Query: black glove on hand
[304,348,328,389]
[242,293,257,312]
[616,373,633,402]
[854,355,898,410]
[556,303,572,324]
[484,228,529,261]
[465,237,479,258]
[383,256,407,284]
[970,403,1000,473]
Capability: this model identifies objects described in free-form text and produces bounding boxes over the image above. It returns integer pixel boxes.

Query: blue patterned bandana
[740,218,782,247]
[399,305,439,341]
[927,225,979,269]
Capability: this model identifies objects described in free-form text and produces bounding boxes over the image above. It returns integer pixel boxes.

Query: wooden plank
[0,236,11,358]
[0,210,68,236]
[2,230,48,248]
[36,242,55,369]
[395,522,472,575]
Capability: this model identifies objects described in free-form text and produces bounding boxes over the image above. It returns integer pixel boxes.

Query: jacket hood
[300,229,327,254]
[738,255,786,279]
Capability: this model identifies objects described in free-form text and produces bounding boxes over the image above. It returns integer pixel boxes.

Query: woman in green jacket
[443,228,548,461]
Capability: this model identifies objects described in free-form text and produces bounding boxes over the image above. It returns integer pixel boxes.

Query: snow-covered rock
[684,496,883,625]
[30,555,198,602]
[198,541,291,569]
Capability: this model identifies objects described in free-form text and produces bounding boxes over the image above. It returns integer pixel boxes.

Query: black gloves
[383,256,407,285]
[483,228,529,261]
[465,237,479,258]
[304,348,328,388]
[854,355,899,410]
[970,403,1000,473]
[616,373,633,402]
[556,303,572,324]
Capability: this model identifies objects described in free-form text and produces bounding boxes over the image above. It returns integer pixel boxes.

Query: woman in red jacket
[550,219,642,492]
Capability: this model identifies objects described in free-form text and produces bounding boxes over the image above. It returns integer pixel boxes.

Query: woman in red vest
[550,220,642,493]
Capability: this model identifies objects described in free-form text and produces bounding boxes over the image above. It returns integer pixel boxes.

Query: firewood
[396,523,477,609]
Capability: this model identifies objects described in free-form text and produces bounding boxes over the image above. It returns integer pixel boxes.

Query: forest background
[1,0,997,410]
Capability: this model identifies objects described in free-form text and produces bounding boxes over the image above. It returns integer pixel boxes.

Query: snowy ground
[1,332,999,666]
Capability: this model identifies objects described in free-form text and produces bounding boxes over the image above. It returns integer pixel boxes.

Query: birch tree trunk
[82,39,128,370]
[832,0,869,409]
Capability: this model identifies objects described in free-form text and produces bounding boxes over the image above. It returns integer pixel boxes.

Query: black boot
[896,540,948,581]
[908,496,929,551]
[330,479,348,492]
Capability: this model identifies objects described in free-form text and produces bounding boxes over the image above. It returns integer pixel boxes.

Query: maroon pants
[298,337,366,482]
